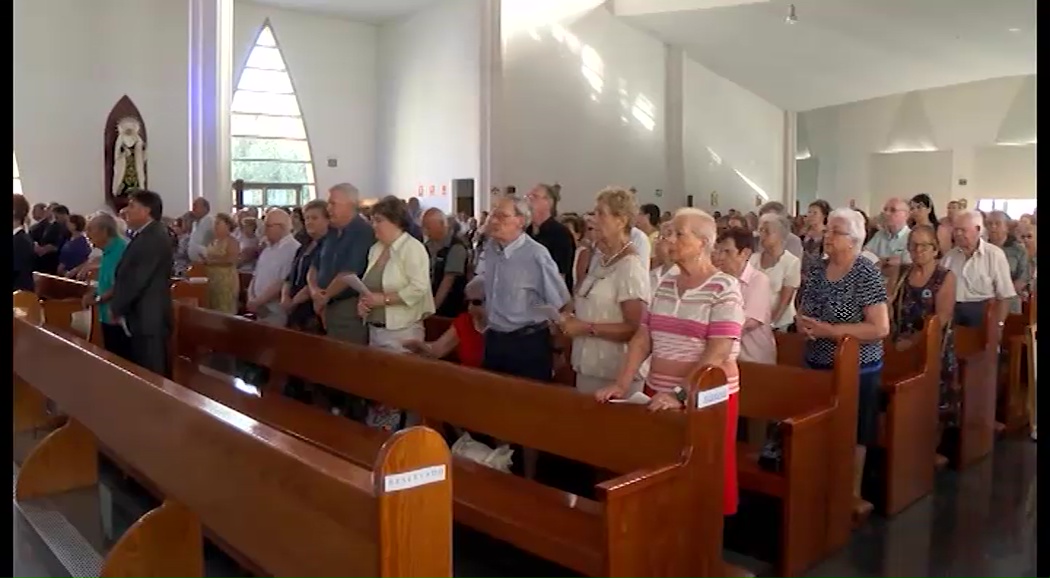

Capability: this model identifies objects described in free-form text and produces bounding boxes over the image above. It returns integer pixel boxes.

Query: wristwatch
[672,386,688,405]
[384,295,392,306]
[587,323,597,336]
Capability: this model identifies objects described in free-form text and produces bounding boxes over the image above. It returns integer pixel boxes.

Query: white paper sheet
[339,273,372,296]
[535,305,562,323]
[70,309,93,338]
[608,391,651,405]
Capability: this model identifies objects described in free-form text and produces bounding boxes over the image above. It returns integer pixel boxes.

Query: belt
[489,323,548,337]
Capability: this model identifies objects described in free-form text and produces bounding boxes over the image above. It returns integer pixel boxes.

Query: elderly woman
[890,225,957,426]
[1017,221,1037,298]
[201,213,241,314]
[596,208,744,517]
[750,213,801,331]
[796,208,889,514]
[79,213,129,359]
[715,228,776,364]
[358,195,436,431]
[559,187,650,394]
[57,215,92,277]
[404,276,487,368]
[985,210,1030,313]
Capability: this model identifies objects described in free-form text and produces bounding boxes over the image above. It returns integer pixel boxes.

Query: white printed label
[696,384,729,410]
[383,465,447,493]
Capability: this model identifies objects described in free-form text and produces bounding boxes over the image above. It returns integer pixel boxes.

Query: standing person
[108,189,174,377]
[202,213,241,315]
[283,200,329,334]
[478,195,571,382]
[34,204,71,274]
[13,194,35,292]
[803,200,831,259]
[750,213,802,332]
[246,209,300,326]
[422,208,469,318]
[636,203,662,264]
[187,197,215,263]
[307,182,376,346]
[865,197,912,271]
[527,183,577,292]
[984,210,1030,313]
[57,214,92,276]
[80,214,130,359]
[758,201,804,258]
[941,209,1017,327]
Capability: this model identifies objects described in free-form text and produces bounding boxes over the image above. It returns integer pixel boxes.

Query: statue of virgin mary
[112,117,147,200]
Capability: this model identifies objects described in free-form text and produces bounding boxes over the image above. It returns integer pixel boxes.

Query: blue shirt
[478,234,570,332]
[96,236,128,324]
[313,216,375,301]
[59,235,92,272]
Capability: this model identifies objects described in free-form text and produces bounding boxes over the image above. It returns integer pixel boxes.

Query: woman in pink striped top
[595,208,745,516]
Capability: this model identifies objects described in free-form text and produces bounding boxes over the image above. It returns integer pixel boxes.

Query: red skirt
[645,386,738,516]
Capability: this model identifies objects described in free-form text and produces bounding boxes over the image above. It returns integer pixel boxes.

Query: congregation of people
[12,184,1038,516]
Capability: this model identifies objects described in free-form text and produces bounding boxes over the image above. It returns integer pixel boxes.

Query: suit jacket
[110,220,174,337]
[13,230,36,292]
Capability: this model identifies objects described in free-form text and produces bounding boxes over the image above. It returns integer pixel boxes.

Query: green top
[97,236,128,324]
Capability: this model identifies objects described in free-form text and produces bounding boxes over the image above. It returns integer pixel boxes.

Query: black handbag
[757,422,784,472]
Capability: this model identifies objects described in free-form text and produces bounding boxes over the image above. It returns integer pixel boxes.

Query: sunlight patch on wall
[631,95,656,132]
[13,152,22,196]
[733,169,769,201]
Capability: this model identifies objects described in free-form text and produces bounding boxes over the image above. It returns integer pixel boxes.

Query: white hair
[505,195,532,227]
[758,212,789,240]
[674,207,717,252]
[828,208,867,251]
[264,207,291,232]
[329,183,360,202]
[955,209,984,231]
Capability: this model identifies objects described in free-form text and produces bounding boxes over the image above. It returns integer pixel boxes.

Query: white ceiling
[248,0,442,23]
[618,0,1037,111]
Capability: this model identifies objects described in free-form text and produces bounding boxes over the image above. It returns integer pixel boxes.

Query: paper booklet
[339,273,372,296]
[608,391,651,405]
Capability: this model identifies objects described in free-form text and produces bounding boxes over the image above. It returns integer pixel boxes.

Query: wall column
[188,0,234,214]
[783,110,798,213]
[664,45,686,209]
[478,0,501,216]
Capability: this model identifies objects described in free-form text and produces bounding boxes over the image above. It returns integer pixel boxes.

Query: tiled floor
[12,438,1036,577]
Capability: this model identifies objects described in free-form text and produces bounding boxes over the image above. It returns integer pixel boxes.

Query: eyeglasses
[467,299,485,307]
[907,242,936,251]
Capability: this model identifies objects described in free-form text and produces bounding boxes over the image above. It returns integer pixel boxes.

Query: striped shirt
[643,271,745,395]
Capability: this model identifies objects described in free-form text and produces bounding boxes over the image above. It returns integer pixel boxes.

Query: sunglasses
[467,299,485,307]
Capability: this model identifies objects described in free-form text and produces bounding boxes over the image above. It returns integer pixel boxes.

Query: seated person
[403,277,486,367]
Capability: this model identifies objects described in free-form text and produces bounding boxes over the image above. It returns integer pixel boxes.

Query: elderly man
[80,213,130,359]
[308,182,376,345]
[422,208,469,317]
[478,195,571,382]
[941,209,1017,327]
[758,201,804,258]
[187,197,215,262]
[246,209,301,327]
[865,197,912,269]
[984,210,1030,313]
[526,183,577,292]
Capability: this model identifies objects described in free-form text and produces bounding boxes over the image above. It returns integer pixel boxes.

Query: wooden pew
[13,314,454,577]
[172,304,731,577]
[736,337,859,577]
[878,317,941,516]
[949,303,1001,469]
[1000,293,1036,432]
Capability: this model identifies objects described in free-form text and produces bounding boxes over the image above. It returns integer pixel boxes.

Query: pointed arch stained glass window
[231,23,315,207]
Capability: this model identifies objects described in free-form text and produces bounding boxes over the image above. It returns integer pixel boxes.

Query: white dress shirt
[248,234,301,304]
[941,238,1018,302]
[188,213,215,262]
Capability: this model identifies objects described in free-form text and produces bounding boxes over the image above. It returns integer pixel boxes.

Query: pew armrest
[781,404,835,431]
[596,462,680,499]
[884,372,925,395]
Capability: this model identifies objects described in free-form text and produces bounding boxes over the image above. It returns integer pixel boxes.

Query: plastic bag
[451,433,514,473]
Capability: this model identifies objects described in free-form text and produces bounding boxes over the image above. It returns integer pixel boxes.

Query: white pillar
[664,46,685,210]
[478,0,502,216]
[188,0,234,214]
[783,110,798,214]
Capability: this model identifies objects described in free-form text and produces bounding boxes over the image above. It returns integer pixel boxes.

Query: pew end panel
[879,317,941,516]
[596,366,729,577]
[374,426,455,578]
[951,303,1000,469]
[12,293,58,434]
[14,318,454,577]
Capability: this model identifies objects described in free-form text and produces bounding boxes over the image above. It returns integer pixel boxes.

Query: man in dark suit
[13,194,35,292]
[32,204,71,275]
[108,189,174,377]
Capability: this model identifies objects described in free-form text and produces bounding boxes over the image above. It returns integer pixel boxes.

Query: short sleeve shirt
[797,256,887,370]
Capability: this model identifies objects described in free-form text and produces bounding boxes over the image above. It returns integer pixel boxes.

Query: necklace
[600,241,633,268]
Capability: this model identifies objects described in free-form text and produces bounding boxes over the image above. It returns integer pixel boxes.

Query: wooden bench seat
[12,312,454,577]
[950,303,1000,469]
[737,338,859,577]
[1000,294,1036,432]
[172,303,731,577]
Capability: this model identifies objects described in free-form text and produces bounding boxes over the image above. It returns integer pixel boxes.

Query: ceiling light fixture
[1009,27,1022,33]
[785,4,798,24]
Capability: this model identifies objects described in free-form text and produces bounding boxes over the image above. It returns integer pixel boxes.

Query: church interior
[12,0,1037,576]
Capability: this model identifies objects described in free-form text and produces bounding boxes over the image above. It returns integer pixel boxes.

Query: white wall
[233,1,379,198]
[682,56,784,214]
[799,74,1036,214]
[376,0,482,213]
[15,0,190,215]
[499,1,669,214]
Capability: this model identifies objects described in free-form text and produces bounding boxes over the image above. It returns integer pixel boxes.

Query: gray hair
[87,213,119,239]
[758,212,789,241]
[674,207,717,252]
[329,183,361,203]
[264,208,292,232]
[986,210,1011,224]
[828,208,867,251]
[506,195,532,227]
[758,201,788,217]
[955,209,984,231]
[193,197,211,212]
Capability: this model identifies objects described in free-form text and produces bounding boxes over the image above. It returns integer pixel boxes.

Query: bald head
[421,207,448,241]
[263,208,292,243]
